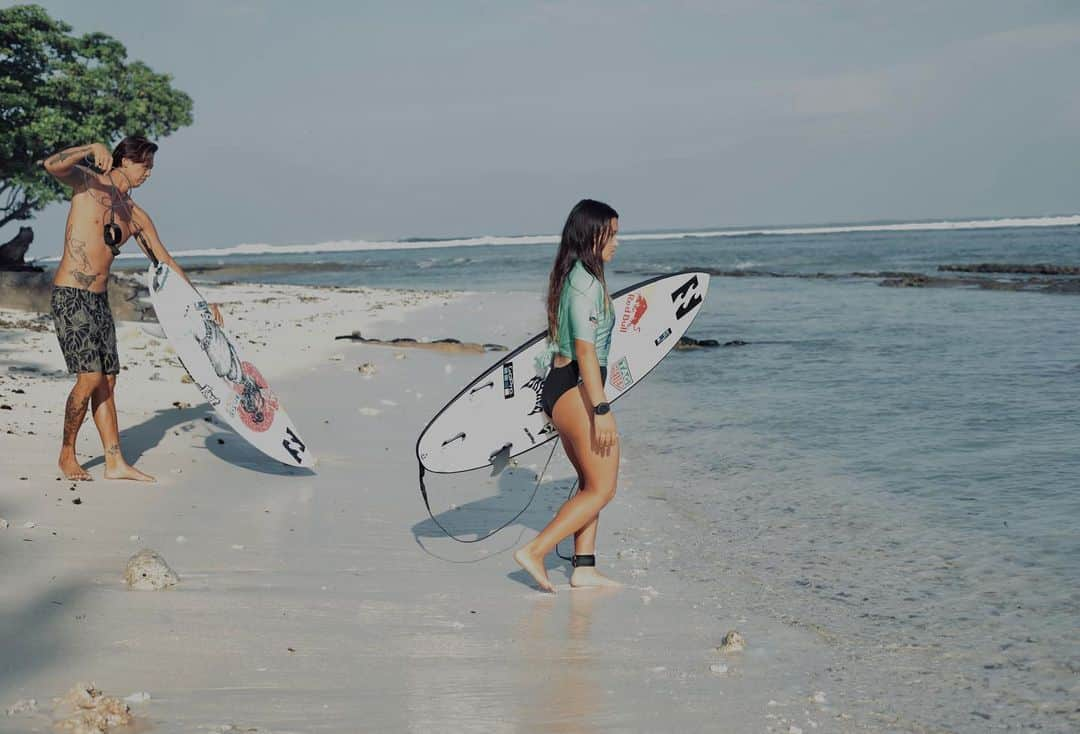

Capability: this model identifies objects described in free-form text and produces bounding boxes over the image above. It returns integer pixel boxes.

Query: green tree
[0,4,193,233]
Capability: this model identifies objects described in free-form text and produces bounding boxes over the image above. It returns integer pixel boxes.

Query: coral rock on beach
[123,549,179,591]
[717,630,746,654]
[52,683,133,733]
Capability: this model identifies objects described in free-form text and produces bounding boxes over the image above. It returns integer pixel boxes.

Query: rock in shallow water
[717,630,746,654]
[123,549,179,591]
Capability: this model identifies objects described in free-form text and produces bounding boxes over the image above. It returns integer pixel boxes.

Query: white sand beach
[1,281,851,733]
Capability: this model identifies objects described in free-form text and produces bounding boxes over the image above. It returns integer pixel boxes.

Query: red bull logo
[618,293,648,333]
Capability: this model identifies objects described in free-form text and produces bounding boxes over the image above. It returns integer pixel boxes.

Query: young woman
[514,199,621,593]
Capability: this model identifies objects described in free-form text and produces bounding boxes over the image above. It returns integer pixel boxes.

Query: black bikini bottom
[540,361,607,417]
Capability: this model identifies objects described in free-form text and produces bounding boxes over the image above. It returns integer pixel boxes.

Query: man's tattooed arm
[47,145,91,165]
[44,145,92,178]
[54,147,87,163]
[44,143,108,186]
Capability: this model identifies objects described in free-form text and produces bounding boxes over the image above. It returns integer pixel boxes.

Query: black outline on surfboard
[415,270,710,476]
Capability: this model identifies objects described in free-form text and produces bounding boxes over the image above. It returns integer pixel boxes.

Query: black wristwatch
[593,402,611,416]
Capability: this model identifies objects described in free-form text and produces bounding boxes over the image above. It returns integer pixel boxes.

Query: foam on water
[43,213,1080,262]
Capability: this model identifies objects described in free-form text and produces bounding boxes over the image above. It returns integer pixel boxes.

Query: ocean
[152,217,1080,729]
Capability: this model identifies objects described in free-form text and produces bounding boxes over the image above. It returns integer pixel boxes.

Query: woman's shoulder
[567,261,600,294]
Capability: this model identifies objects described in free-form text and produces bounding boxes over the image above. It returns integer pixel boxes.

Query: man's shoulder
[66,165,110,193]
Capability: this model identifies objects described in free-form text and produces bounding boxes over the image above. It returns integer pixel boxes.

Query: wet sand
[0,280,849,732]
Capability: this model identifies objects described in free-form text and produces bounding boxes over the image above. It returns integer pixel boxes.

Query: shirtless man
[44,136,222,481]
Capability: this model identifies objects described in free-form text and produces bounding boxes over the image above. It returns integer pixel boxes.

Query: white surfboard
[417,271,710,474]
[147,262,315,468]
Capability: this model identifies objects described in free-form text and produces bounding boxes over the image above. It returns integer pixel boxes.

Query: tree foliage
[0,4,193,230]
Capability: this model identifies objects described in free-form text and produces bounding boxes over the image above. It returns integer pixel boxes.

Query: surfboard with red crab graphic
[147,262,315,468]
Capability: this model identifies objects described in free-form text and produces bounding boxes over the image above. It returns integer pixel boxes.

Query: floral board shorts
[51,286,120,375]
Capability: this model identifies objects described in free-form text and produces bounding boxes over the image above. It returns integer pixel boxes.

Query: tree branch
[0,197,37,230]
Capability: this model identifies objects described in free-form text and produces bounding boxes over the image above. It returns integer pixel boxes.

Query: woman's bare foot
[104,463,155,482]
[570,567,622,588]
[58,453,92,481]
[514,547,555,593]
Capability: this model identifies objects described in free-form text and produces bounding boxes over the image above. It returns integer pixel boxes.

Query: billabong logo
[618,293,648,333]
[282,427,306,464]
[609,356,634,393]
[671,275,703,320]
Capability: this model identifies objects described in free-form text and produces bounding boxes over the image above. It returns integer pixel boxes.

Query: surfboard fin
[488,442,512,475]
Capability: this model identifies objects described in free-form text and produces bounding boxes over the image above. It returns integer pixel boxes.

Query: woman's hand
[89,143,112,173]
[209,303,224,326]
[593,411,617,453]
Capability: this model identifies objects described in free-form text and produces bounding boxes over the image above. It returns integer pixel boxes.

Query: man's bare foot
[104,463,155,482]
[570,567,623,588]
[58,455,92,481]
[514,547,555,593]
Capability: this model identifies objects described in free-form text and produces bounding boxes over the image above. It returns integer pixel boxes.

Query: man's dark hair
[111,136,158,168]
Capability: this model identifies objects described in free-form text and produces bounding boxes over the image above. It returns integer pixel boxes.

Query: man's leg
[59,372,104,481]
[91,374,154,482]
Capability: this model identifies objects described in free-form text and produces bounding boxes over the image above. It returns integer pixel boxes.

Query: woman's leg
[560,434,622,588]
[515,384,619,592]
[558,433,594,551]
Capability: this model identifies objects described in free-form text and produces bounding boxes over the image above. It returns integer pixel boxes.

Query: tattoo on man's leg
[106,443,121,458]
[63,391,90,447]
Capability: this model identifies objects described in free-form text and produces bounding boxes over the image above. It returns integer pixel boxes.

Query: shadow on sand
[0,579,92,696]
[80,404,314,477]
[83,404,208,471]
[203,430,316,477]
[411,453,581,586]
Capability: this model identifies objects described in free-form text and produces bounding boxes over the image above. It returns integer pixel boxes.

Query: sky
[6,1,1080,257]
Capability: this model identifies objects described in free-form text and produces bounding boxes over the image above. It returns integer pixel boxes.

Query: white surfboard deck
[417,271,710,474]
[147,262,315,468]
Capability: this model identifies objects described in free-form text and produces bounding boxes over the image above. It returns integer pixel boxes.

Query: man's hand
[88,143,112,173]
[209,303,224,326]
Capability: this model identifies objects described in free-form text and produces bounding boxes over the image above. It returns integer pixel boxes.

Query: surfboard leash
[418,440,562,544]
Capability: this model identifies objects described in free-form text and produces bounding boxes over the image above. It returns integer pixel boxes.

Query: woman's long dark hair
[546,198,619,342]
